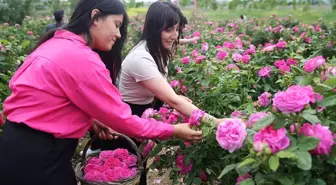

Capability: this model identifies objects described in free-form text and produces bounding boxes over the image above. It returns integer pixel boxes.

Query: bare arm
[140,76,221,125]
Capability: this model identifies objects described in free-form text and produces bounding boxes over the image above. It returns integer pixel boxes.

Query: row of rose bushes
[0,16,52,132]
[143,16,336,184]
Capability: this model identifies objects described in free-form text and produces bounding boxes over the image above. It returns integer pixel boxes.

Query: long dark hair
[139,1,187,75]
[33,0,128,85]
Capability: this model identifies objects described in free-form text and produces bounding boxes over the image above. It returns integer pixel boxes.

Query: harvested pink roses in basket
[83,148,137,182]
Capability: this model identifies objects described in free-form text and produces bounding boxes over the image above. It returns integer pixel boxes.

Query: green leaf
[295,76,313,85]
[298,136,320,151]
[315,179,327,185]
[268,156,279,172]
[202,127,210,137]
[295,151,312,170]
[239,179,255,185]
[273,116,287,129]
[302,109,316,115]
[218,164,236,179]
[236,158,259,175]
[252,114,275,131]
[302,112,321,124]
[317,95,336,107]
[192,178,202,185]
[276,151,297,159]
[277,176,293,185]
[323,77,336,87]
[291,66,305,75]
[247,101,254,114]
[21,40,31,49]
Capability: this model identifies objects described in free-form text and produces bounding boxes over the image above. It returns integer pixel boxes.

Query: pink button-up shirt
[3,30,174,139]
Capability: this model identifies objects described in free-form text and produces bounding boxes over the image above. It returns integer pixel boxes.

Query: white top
[119,41,167,104]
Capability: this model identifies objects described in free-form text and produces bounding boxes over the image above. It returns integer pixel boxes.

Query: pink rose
[217,27,224,32]
[273,87,311,114]
[243,48,256,56]
[27,31,33,35]
[141,108,156,119]
[202,42,209,52]
[258,66,272,78]
[276,41,287,49]
[175,155,192,174]
[193,31,200,37]
[113,167,136,180]
[181,56,190,64]
[236,173,252,185]
[274,59,286,68]
[113,149,129,160]
[305,37,312,43]
[216,119,247,153]
[262,45,275,52]
[300,123,334,155]
[99,151,115,161]
[124,155,137,167]
[189,109,205,126]
[226,64,240,71]
[101,169,120,182]
[303,56,325,73]
[232,53,243,62]
[88,157,104,165]
[248,112,268,127]
[96,165,110,172]
[287,85,316,103]
[84,164,100,174]
[0,113,4,126]
[200,171,207,182]
[168,114,178,124]
[158,107,170,116]
[84,170,103,182]
[241,55,251,64]
[223,41,236,49]
[195,55,206,64]
[258,92,272,107]
[286,58,298,66]
[217,50,228,60]
[231,111,240,118]
[253,126,290,153]
[142,141,154,157]
[293,27,299,33]
[290,123,300,133]
[170,80,180,88]
[278,65,291,74]
[104,157,122,168]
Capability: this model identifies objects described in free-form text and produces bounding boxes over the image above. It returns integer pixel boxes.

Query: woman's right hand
[173,123,203,142]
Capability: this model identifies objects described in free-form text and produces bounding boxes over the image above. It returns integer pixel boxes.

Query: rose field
[1,7,336,185]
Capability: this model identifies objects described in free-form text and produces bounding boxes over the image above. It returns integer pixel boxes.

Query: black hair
[32,0,128,85]
[54,10,64,23]
[138,1,187,75]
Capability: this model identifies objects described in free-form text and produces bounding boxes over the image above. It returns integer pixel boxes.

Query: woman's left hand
[92,119,119,140]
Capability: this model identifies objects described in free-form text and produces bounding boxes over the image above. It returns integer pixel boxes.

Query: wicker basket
[75,134,143,185]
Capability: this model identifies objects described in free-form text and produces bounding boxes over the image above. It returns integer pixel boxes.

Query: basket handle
[81,133,143,168]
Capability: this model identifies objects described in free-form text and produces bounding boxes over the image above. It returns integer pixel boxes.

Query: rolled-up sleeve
[66,67,174,140]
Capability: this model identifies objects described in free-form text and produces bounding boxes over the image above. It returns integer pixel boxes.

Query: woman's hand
[179,95,192,103]
[92,119,119,140]
[173,123,203,142]
[215,118,246,126]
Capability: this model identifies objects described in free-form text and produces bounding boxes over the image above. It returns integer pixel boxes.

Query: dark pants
[0,120,78,185]
[91,101,161,185]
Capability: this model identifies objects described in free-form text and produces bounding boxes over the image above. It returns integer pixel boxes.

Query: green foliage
[0,0,33,25]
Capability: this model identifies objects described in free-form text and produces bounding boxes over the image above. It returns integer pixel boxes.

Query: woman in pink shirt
[0,0,202,185]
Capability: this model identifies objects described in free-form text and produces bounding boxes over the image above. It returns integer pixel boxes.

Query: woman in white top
[91,2,226,184]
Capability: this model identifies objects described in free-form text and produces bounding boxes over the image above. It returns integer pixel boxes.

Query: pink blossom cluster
[84,149,137,182]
